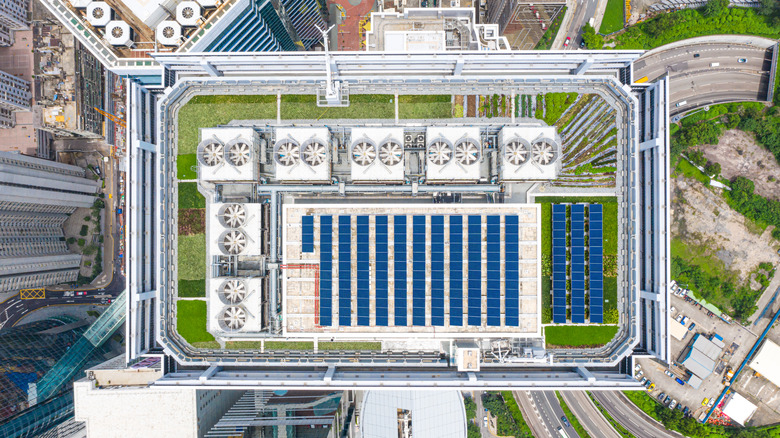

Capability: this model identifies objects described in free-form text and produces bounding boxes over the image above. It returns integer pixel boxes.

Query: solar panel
[412,216,426,326]
[301,215,314,253]
[319,216,332,326]
[551,205,567,323]
[375,216,388,326]
[450,216,463,326]
[486,216,501,326]
[589,204,605,323]
[394,215,407,326]
[505,215,519,326]
[468,215,482,326]
[338,215,351,327]
[356,216,369,326]
[431,216,445,326]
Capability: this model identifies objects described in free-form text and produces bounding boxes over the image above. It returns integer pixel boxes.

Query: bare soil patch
[179,209,206,236]
[698,129,780,201]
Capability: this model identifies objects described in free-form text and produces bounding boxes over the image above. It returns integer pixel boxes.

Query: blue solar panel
[338,216,351,326]
[468,215,482,326]
[589,204,605,323]
[505,215,519,326]
[450,216,463,326]
[551,205,567,323]
[430,216,445,326]
[319,216,332,326]
[412,216,426,326]
[302,215,314,253]
[486,216,501,326]
[375,216,388,326]
[394,215,407,326]
[356,216,369,326]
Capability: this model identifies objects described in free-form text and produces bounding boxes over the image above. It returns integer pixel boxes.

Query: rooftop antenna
[315,24,346,106]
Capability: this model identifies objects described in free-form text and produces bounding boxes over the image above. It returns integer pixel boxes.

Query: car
[658,392,666,401]
[702,398,709,407]
[647,383,655,392]
[670,400,678,410]
[688,322,696,331]
[670,306,676,314]
[580,39,585,48]
[738,58,747,63]
[635,370,644,379]
[641,377,648,385]
[564,37,571,47]
[693,53,700,58]
[483,416,488,427]
[683,407,691,416]
[664,396,672,405]
[681,316,689,325]
[676,314,684,323]
[634,364,642,372]
[664,370,673,378]
[76,291,86,296]
[675,377,685,385]
[707,399,716,409]
[561,416,571,427]
[677,403,684,412]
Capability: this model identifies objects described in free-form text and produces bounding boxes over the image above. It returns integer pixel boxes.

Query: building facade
[0,69,31,128]
[0,0,28,48]
[0,151,98,292]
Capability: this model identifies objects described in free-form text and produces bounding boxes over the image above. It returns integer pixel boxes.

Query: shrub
[464,396,477,421]
[77,238,85,247]
[84,260,92,267]
[79,225,89,236]
[66,237,76,245]
[93,198,105,209]
[84,215,91,222]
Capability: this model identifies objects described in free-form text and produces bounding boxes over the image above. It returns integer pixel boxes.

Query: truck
[724,367,734,384]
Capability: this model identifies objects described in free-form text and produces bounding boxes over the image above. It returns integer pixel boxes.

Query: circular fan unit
[427,139,452,165]
[111,26,123,38]
[227,140,251,166]
[351,140,376,166]
[219,279,247,304]
[220,230,247,255]
[504,139,530,166]
[274,139,300,166]
[92,7,104,18]
[198,139,224,166]
[379,140,403,166]
[181,6,194,18]
[302,140,328,166]
[220,204,246,228]
[219,306,246,331]
[532,140,556,165]
[455,139,480,166]
[162,26,175,38]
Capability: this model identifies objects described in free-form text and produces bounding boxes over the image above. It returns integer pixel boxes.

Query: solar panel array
[589,204,604,323]
[571,205,586,323]
[551,205,567,323]
[309,214,525,328]
[301,215,314,253]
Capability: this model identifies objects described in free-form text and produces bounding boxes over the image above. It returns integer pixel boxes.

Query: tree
[758,0,778,16]
[703,0,729,17]
[582,23,604,49]
[704,161,721,176]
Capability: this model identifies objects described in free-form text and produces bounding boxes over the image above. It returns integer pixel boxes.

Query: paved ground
[328,0,374,51]
[561,391,621,438]
[592,391,683,438]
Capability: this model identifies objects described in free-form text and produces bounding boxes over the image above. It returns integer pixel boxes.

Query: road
[633,42,773,114]
[559,0,600,50]
[531,391,580,438]
[514,391,551,438]
[473,392,496,437]
[561,391,622,438]
[591,391,683,438]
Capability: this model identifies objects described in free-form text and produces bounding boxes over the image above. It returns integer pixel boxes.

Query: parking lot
[637,288,760,420]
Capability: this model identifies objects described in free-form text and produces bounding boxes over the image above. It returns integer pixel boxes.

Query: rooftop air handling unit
[105,20,132,47]
[176,1,202,27]
[219,230,247,255]
[425,127,482,182]
[156,20,182,46]
[350,128,405,182]
[274,128,331,182]
[219,204,247,228]
[197,137,224,167]
[498,126,561,181]
[218,279,247,304]
[218,306,247,331]
[198,127,259,181]
[226,137,252,167]
[86,2,112,26]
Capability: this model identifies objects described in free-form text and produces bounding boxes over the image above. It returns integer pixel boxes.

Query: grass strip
[318,341,382,351]
[545,325,619,347]
[177,234,206,280]
[556,392,591,438]
[281,94,394,120]
[178,182,205,209]
[264,341,314,350]
[178,279,206,297]
[177,300,215,344]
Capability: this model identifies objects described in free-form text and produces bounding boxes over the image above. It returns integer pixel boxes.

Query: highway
[591,391,683,438]
[514,391,552,438]
[633,42,773,114]
[531,391,580,438]
[561,391,621,438]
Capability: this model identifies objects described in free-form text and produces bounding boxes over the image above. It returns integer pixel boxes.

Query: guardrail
[767,42,779,103]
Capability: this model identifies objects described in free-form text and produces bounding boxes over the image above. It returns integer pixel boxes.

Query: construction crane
[94,107,126,128]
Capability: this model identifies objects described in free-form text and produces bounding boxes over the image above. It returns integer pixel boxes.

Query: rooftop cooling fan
[162,25,175,38]
[111,25,124,38]
[92,6,104,18]
[302,140,328,166]
[274,140,300,166]
[228,140,251,166]
[505,139,529,166]
[199,140,224,166]
[455,140,480,165]
[532,140,555,165]
[379,140,403,166]
[221,230,247,255]
[181,6,194,18]
[221,204,246,228]
[219,279,247,304]
[428,139,452,165]
[352,140,376,166]
[220,306,246,331]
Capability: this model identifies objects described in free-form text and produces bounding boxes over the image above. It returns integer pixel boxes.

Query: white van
[676,101,687,107]
[710,62,720,67]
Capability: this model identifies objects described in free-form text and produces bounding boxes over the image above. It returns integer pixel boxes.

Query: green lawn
[178,234,206,280]
[177,95,276,155]
[177,300,215,344]
[600,0,624,34]
[178,279,206,297]
[398,95,452,119]
[178,182,205,209]
[177,154,198,180]
[671,238,733,281]
[318,341,382,351]
[674,159,710,185]
[225,341,264,349]
[604,276,617,311]
[545,325,619,347]
[541,93,578,125]
[265,341,315,350]
[281,94,395,120]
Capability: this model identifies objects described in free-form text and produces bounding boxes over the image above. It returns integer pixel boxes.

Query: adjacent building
[0,69,31,128]
[0,0,29,46]
[0,151,98,292]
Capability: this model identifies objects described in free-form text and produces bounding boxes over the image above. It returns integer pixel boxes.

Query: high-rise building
[0,151,99,292]
[0,69,31,128]
[0,0,28,47]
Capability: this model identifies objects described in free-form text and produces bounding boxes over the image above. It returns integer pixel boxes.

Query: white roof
[208,277,263,335]
[682,334,721,379]
[498,125,561,181]
[349,127,405,182]
[750,340,780,388]
[425,126,482,182]
[119,0,173,27]
[722,393,757,426]
[274,127,331,182]
[105,21,132,46]
[208,202,263,257]
[385,31,445,52]
[198,127,259,182]
[360,391,466,438]
[668,317,687,341]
